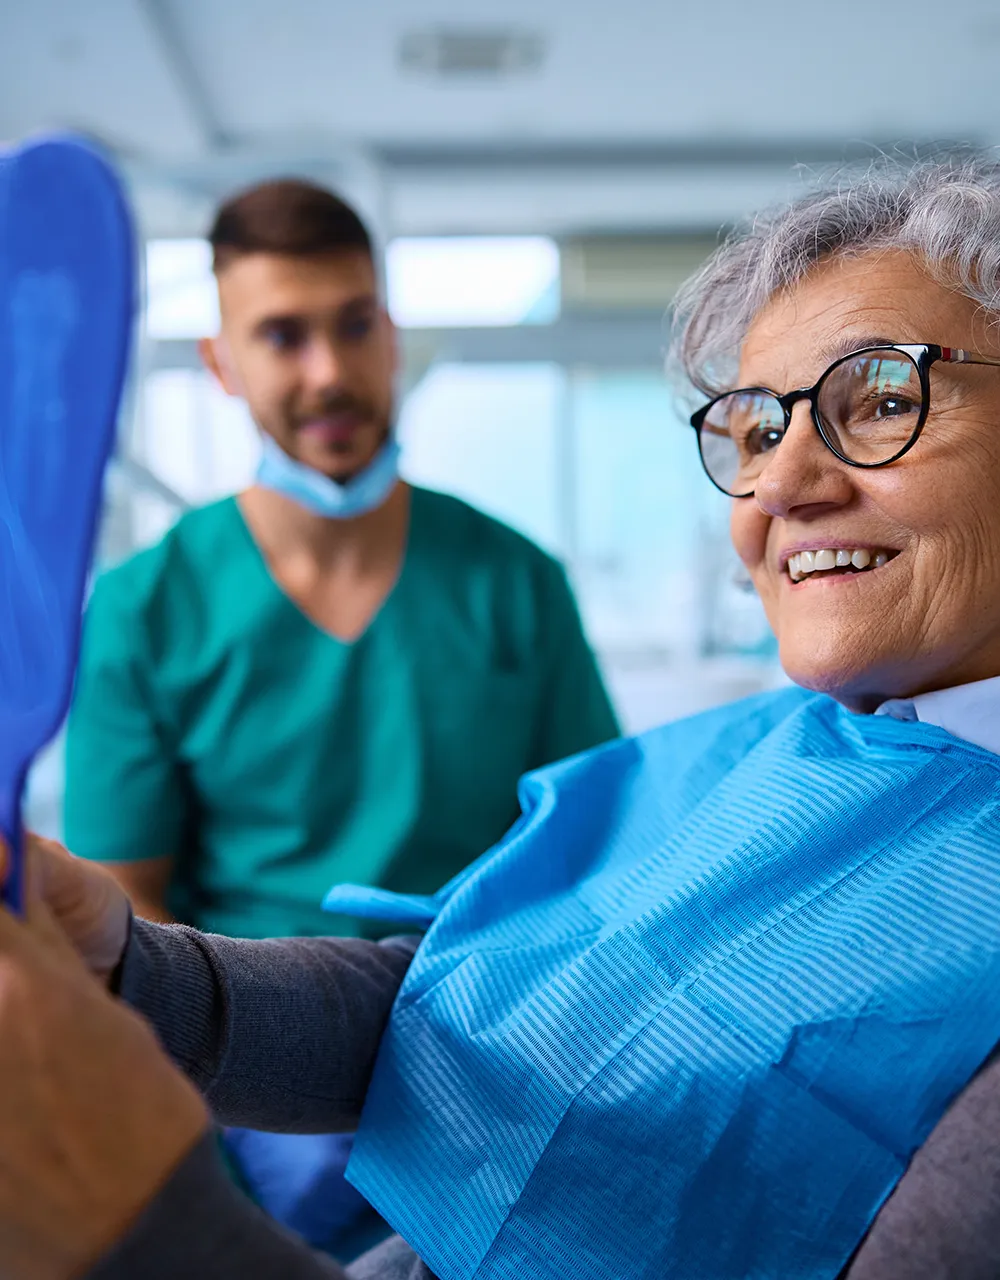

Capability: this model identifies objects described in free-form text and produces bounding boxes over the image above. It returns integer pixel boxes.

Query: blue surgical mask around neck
[255,432,401,519]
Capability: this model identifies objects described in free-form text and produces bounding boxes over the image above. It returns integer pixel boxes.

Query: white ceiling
[4,0,1000,237]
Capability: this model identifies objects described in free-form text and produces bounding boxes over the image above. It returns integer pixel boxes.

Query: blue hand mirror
[0,136,134,911]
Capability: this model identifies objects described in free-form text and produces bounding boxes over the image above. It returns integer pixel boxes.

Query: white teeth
[786,546,892,580]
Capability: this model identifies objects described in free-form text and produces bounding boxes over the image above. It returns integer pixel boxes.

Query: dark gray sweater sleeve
[86,1131,437,1280]
[87,1133,355,1280]
[118,917,419,1131]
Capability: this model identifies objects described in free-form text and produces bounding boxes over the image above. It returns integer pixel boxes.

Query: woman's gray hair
[669,151,1000,398]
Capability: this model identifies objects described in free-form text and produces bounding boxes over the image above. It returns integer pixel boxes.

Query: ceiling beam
[374,137,972,173]
[134,0,231,152]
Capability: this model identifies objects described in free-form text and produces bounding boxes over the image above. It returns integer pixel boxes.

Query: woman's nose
[753,401,855,518]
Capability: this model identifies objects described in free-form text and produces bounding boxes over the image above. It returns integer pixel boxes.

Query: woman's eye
[875,395,917,418]
[745,425,783,456]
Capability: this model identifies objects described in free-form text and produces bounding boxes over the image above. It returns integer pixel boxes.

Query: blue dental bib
[325,688,1000,1280]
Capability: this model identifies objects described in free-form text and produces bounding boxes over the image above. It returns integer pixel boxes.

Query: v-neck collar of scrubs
[229,487,417,647]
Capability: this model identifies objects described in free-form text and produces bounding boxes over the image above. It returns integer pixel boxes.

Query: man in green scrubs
[63,178,619,1256]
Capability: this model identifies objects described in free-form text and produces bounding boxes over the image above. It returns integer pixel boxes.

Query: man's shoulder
[411,486,561,576]
[89,498,241,620]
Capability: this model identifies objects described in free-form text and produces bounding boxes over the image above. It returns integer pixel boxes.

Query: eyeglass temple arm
[940,346,1000,367]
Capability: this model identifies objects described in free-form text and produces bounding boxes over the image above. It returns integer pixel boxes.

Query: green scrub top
[64,487,619,939]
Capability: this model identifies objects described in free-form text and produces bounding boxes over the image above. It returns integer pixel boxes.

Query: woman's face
[731,249,1000,710]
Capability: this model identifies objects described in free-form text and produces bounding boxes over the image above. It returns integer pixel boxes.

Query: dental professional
[62,178,618,1251]
[66,179,617,939]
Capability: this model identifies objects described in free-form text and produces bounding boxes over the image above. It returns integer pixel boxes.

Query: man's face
[202,250,396,482]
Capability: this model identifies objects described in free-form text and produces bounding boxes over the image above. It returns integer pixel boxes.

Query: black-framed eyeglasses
[689,342,1000,498]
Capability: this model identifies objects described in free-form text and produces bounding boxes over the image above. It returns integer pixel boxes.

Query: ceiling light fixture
[398,26,546,78]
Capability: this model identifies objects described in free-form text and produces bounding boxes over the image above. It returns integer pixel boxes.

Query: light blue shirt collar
[876,674,1000,757]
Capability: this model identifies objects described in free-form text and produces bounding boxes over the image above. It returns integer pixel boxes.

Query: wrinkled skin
[730,250,1000,711]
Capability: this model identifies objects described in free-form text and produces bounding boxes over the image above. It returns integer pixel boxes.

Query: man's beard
[297,413,395,484]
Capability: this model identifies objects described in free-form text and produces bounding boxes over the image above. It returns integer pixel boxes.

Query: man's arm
[529,559,620,770]
[119,917,418,1131]
[65,572,187,909]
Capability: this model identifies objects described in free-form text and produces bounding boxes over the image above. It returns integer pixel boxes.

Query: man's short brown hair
[208,179,373,272]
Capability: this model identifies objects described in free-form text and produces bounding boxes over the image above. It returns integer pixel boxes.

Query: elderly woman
[4,153,1000,1280]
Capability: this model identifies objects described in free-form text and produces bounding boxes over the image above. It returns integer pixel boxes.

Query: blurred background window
[146,238,219,338]
[386,236,560,327]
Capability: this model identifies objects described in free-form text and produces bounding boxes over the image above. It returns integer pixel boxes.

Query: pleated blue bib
[325,689,1000,1280]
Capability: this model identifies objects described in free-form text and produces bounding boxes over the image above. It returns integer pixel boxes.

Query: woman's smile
[781,544,900,584]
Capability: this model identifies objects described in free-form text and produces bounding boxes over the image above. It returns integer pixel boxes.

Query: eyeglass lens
[699,348,925,496]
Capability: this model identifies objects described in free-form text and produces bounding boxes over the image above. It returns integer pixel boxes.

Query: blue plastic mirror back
[0,136,134,911]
